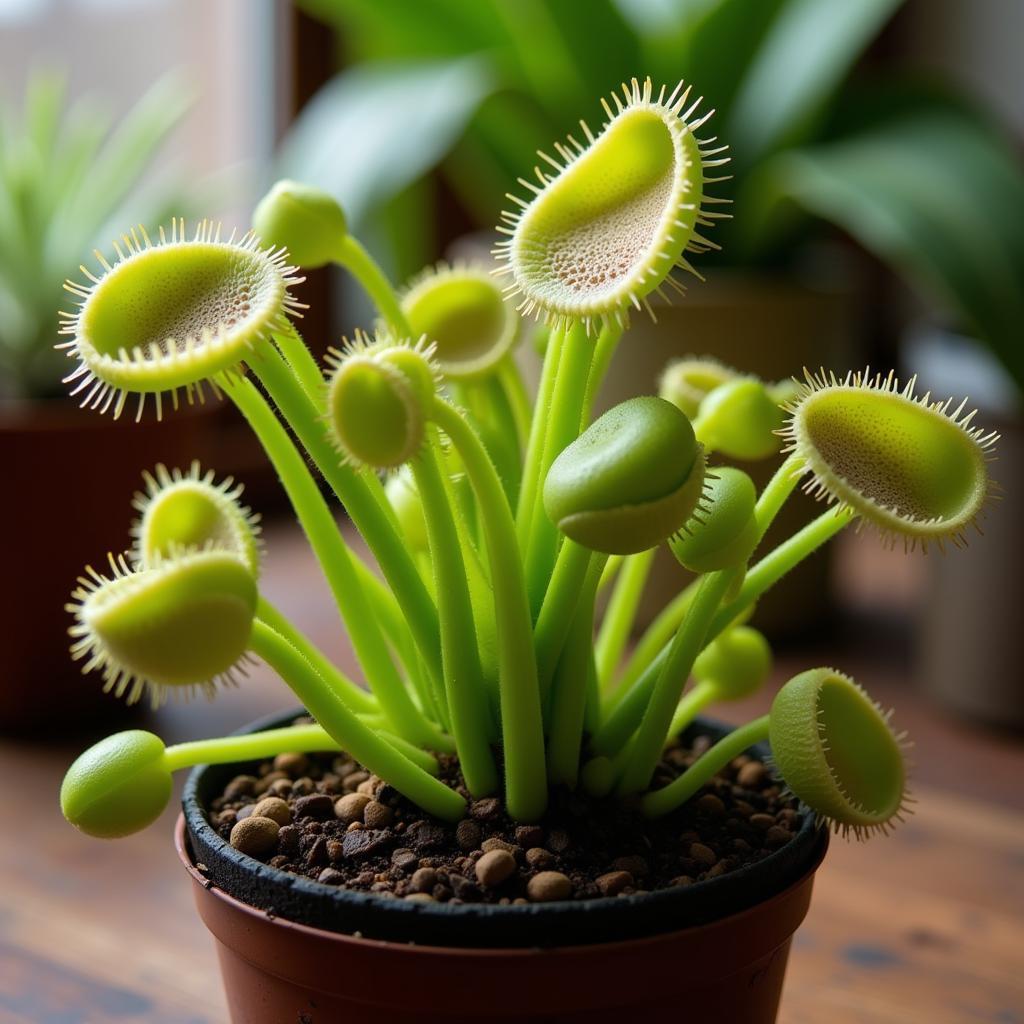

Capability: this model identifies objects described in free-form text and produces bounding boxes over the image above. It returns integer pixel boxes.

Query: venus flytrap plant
[61,75,995,912]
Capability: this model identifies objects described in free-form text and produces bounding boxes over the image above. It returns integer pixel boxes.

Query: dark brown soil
[207,724,801,906]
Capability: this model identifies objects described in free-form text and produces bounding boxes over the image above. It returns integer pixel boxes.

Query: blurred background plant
[286,0,1023,391]
[0,71,192,400]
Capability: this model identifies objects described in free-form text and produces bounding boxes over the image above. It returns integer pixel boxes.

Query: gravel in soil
[207,724,801,906]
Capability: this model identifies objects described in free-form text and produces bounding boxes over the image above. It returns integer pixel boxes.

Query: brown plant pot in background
[0,398,217,734]
[179,712,828,1023]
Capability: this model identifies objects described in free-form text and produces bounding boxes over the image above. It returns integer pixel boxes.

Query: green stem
[533,540,594,701]
[333,234,413,338]
[432,398,547,821]
[515,323,565,544]
[497,355,532,449]
[618,569,739,795]
[272,320,327,410]
[581,322,623,422]
[256,596,378,716]
[455,377,521,506]
[163,725,341,772]
[250,345,445,694]
[547,555,604,787]
[754,453,803,538]
[249,621,464,820]
[220,372,446,750]
[641,716,770,818]
[602,578,697,716]
[708,508,853,638]
[524,321,595,612]
[164,723,438,776]
[411,434,498,796]
[598,555,624,593]
[595,548,656,691]
[596,508,853,758]
[665,679,718,745]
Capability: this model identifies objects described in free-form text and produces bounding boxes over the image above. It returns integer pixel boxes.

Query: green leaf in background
[277,57,495,227]
[727,0,904,169]
[745,111,1024,391]
[0,71,193,399]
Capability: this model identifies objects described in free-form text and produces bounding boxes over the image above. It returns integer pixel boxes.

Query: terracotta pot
[0,397,216,733]
[179,711,828,1023]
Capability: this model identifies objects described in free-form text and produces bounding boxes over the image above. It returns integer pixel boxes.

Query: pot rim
[181,708,828,947]
[175,813,826,956]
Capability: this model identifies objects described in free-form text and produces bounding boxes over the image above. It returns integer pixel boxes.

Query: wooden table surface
[2,522,1022,1023]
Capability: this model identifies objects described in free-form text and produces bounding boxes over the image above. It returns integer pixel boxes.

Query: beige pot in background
[906,327,1024,729]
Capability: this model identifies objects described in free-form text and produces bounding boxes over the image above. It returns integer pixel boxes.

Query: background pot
[905,326,1024,729]
[0,398,216,733]
[180,710,827,1023]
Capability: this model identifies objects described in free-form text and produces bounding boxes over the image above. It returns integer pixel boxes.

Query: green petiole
[432,398,547,822]
[248,620,463,821]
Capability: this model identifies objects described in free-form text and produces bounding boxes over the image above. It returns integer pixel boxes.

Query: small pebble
[255,771,289,794]
[737,761,767,788]
[290,777,315,796]
[252,797,291,827]
[317,868,345,886]
[525,847,554,869]
[670,875,694,887]
[224,774,258,799]
[410,867,437,894]
[235,804,255,823]
[229,816,279,857]
[391,848,418,873]
[475,850,516,888]
[705,862,728,879]
[405,892,434,903]
[480,837,514,855]
[363,800,393,828]
[326,839,345,863]
[696,793,725,816]
[689,842,718,867]
[595,871,632,897]
[455,819,481,851]
[293,794,335,821]
[277,825,300,854]
[515,825,544,850]
[357,775,381,796]
[527,871,572,903]
[765,826,792,848]
[335,792,371,824]
[750,813,775,831]
[469,797,501,821]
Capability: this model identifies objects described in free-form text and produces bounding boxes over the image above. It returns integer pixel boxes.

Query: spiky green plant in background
[60,79,997,853]
[0,72,192,400]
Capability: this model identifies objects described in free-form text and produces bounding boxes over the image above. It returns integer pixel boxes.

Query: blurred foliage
[285,0,1024,390]
[0,72,192,401]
